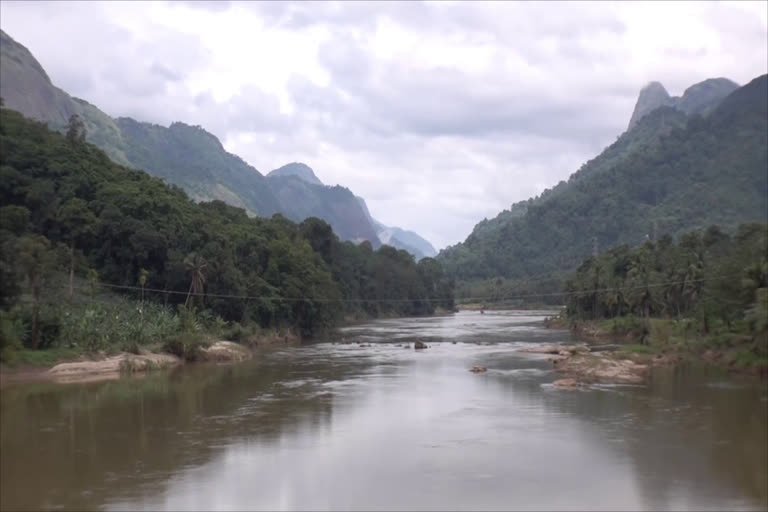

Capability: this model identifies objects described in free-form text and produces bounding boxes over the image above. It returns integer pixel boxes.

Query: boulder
[553,378,579,389]
[414,341,427,350]
[48,352,181,382]
[199,341,252,362]
[469,365,487,373]
[555,353,649,384]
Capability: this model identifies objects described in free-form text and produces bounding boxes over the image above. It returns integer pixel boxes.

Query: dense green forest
[440,75,767,292]
[0,108,454,361]
[562,222,767,367]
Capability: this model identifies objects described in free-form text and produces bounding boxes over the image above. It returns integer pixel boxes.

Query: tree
[56,198,96,299]
[65,114,86,145]
[138,268,149,305]
[16,235,54,349]
[184,252,207,309]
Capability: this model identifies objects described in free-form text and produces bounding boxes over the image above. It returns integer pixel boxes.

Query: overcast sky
[1,1,766,249]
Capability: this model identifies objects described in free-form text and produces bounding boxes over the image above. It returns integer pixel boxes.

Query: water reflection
[1,311,765,511]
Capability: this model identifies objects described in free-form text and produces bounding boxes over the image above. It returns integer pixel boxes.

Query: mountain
[266,174,381,245]
[0,30,132,166]
[0,28,276,214]
[114,117,279,216]
[627,82,674,131]
[0,29,390,246]
[355,196,438,259]
[627,77,739,130]
[263,160,437,259]
[268,162,323,186]
[439,74,768,283]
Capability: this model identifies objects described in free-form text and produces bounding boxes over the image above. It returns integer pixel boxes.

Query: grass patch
[10,347,85,367]
[732,347,768,371]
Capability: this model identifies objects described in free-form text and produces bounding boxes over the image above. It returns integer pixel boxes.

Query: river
[1,311,766,511]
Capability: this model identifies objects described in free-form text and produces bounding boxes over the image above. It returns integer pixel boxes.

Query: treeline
[0,108,453,358]
[564,223,767,335]
[454,275,563,308]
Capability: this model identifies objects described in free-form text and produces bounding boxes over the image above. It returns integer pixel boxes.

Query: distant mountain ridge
[627,77,739,130]
[264,162,436,258]
[0,29,437,257]
[354,196,437,259]
[265,171,381,246]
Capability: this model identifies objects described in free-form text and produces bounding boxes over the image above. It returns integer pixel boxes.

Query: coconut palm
[138,268,149,305]
[184,253,207,309]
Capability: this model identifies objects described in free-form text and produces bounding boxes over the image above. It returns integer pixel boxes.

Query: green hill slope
[115,117,280,216]
[439,74,768,283]
[0,107,454,341]
[0,29,413,247]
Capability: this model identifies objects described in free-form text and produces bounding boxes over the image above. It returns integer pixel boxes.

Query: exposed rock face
[627,82,674,130]
[0,29,132,166]
[627,77,739,131]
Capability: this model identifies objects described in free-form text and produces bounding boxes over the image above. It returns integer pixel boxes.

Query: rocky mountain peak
[677,77,739,116]
[627,77,740,132]
[267,162,324,186]
[627,81,672,130]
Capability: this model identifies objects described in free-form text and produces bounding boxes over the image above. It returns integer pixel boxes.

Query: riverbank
[544,313,768,377]
[0,334,298,387]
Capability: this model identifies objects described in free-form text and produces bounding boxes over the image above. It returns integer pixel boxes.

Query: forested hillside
[561,222,767,371]
[439,74,768,287]
[115,117,280,216]
[0,108,453,359]
[0,29,436,255]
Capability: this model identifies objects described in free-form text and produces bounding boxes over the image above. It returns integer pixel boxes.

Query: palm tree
[138,268,149,305]
[184,253,207,309]
[17,235,53,349]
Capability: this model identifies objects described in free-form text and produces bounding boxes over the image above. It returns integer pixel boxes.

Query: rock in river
[199,341,252,362]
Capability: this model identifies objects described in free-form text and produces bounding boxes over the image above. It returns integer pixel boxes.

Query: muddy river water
[1,311,766,511]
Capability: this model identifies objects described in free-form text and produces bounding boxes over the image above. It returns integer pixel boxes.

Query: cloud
[1,0,766,249]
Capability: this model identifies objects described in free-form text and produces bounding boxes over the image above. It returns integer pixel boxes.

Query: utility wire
[42,273,745,305]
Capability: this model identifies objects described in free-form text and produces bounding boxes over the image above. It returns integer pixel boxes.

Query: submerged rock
[553,378,579,389]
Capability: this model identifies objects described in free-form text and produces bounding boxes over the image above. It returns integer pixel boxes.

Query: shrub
[162,333,210,361]
[0,308,26,362]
